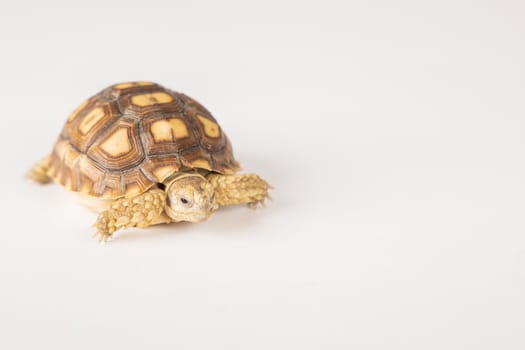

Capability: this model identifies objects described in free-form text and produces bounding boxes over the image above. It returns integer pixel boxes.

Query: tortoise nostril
[180,197,189,204]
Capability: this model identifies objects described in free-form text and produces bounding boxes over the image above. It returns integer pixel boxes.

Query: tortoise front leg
[207,173,272,208]
[94,188,168,242]
[27,156,52,184]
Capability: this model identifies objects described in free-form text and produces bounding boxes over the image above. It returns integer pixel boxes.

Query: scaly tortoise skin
[29,82,271,241]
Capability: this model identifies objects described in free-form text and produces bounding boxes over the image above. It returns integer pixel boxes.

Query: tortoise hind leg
[27,156,52,184]
[207,173,272,208]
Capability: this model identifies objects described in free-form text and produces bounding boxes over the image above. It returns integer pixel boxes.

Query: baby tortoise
[28,82,271,241]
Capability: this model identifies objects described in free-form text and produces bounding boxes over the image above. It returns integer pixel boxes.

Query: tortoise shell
[48,82,239,199]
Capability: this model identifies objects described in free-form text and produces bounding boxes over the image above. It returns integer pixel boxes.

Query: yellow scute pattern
[150,118,189,142]
[100,128,132,157]
[197,115,220,138]
[131,92,173,107]
[114,82,155,89]
[79,107,105,135]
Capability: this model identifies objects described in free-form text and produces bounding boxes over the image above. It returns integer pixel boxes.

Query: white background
[0,1,524,349]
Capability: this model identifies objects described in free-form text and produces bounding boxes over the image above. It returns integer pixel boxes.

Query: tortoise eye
[180,197,189,204]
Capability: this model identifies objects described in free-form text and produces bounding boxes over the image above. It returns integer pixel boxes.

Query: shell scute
[49,82,240,198]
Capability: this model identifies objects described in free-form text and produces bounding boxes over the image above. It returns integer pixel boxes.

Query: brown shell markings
[48,82,239,199]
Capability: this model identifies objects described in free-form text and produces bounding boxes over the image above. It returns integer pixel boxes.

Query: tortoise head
[164,173,217,222]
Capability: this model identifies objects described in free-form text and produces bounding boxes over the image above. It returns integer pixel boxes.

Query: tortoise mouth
[165,204,214,223]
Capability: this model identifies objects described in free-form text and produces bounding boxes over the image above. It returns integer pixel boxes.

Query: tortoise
[28,81,271,241]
